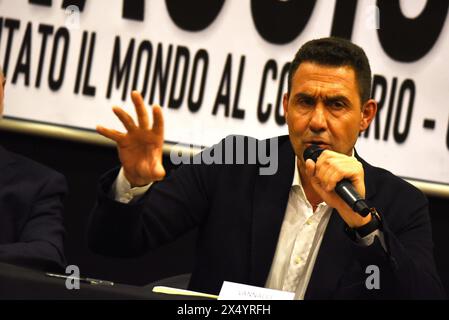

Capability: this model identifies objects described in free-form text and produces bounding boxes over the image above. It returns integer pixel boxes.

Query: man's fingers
[113,106,137,132]
[131,91,149,129]
[96,125,125,142]
[151,105,164,136]
[305,159,316,177]
[324,171,341,192]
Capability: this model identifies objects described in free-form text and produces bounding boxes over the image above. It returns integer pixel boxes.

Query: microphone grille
[303,145,323,162]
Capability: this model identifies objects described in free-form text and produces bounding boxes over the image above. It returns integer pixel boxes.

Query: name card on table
[218,281,295,300]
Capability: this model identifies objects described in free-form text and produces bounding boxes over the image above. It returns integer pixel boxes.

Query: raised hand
[97,91,165,187]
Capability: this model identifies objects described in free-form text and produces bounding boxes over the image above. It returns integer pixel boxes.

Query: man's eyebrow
[292,93,351,103]
[292,93,315,101]
[324,95,351,104]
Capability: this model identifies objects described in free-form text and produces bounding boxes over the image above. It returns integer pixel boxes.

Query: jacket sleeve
[88,147,221,258]
[0,172,67,272]
[349,185,445,299]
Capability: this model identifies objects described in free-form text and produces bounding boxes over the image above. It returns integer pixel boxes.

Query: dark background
[0,129,448,295]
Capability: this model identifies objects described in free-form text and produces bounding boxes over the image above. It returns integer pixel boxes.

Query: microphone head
[303,144,324,162]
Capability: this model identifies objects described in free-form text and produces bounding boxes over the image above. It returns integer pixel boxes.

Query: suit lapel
[356,152,378,202]
[304,210,354,299]
[250,136,295,286]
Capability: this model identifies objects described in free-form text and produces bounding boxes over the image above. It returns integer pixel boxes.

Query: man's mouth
[304,141,330,149]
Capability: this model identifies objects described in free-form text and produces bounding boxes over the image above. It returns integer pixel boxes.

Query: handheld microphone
[303,145,370,217]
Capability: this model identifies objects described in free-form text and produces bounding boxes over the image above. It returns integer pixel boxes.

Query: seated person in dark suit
[88,38,444,299]
[0,68,67,272]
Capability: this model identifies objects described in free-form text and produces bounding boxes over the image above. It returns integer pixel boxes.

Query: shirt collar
[292,157,301,188]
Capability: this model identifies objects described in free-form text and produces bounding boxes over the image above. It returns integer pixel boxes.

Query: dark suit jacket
[88,135,444,299]
[0,146,67,272]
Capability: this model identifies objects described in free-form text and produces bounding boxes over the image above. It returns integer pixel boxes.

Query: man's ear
[360,99,377,132]
[283,93,289,122]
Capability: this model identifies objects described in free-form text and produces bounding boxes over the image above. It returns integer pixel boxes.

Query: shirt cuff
[113,167,153,203]
[355,229,388,252]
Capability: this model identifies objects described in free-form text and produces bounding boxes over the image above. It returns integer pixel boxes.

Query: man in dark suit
[89,38,444,299]
[0,68,67,272]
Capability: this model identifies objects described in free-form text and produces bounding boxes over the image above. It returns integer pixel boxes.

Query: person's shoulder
[2,147,65,182]
[360,154,426,202]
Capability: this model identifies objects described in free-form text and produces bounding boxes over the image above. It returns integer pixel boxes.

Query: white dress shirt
[264,157,333,299]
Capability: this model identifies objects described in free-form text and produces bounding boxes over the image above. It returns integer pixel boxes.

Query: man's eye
[330,101,345,109]
[299,98,314,106]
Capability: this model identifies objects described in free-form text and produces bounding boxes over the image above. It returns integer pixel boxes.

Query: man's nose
[309,104,327,132]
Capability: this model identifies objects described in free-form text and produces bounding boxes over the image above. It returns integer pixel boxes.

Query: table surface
[0,262,208,300]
